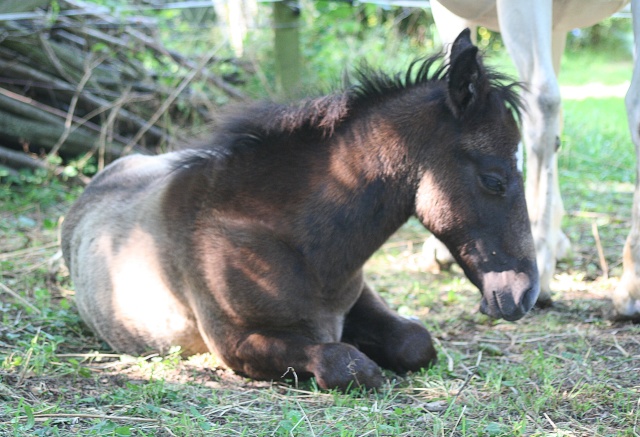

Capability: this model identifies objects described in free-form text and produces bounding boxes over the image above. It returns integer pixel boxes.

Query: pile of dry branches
[0,0,246,176]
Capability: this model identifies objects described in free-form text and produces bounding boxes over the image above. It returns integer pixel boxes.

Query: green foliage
[302,2,442,87]
[241,1,442,97]
[568,17,634,56]
[0,168,80,209]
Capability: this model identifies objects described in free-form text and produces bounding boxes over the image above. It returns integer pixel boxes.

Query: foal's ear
[447,28,482,117]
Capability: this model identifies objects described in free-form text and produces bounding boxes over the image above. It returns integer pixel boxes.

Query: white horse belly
[435,0,629,32]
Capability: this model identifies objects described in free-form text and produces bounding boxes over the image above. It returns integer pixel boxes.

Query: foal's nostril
[518,288,530,311]
[522,279,540,310]
[511,285,539,320]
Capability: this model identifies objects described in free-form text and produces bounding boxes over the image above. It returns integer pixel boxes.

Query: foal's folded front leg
[223,331,384,391]
[342,284,437,373]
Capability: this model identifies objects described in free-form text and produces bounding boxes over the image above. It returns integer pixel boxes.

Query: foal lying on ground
[62,30,539,391]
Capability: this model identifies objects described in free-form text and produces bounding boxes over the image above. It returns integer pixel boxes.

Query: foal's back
[62,153,209,355]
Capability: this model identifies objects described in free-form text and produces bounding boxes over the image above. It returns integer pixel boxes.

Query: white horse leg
[431,1,476,45]
[496,0,562,305]
[614,0,640,318]
[551,29,572,261]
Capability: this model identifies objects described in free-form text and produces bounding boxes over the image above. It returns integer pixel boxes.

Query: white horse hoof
[422,235,455,273]
[556,231,572,261]
[535,290,554,308]
[612,281,640,320]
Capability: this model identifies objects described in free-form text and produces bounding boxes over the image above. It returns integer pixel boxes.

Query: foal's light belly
[73,223,208,355]
[66,153,208,355]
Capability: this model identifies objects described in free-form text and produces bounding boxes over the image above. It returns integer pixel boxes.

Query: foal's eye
[480,175,506,195]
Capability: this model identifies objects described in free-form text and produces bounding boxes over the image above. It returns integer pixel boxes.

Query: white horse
[430,0,640,317]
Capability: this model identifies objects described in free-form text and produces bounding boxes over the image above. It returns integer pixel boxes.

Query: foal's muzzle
[480,270,540,321]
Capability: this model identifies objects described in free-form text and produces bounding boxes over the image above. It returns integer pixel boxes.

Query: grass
[1,46,640,436]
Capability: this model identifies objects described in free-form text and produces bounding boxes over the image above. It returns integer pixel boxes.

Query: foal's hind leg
[342,284,437,374]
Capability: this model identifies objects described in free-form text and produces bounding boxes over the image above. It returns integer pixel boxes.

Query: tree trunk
[273,1,301,96]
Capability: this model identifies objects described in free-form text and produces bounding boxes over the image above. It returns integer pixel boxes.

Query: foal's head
[412,29,538,321]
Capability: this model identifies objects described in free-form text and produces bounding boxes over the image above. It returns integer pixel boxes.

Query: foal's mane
[353,54,524,119]
[176,51,523,169]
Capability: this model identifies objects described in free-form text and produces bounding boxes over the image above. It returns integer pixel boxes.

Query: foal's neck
[295,113,422,283]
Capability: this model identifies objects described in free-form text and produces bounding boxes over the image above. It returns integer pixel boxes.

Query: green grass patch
[1,42,640,436]
[561,50,634,86]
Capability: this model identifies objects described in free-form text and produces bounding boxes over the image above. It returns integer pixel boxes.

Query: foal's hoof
[313,343,383,391]
[387,321,437,373]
